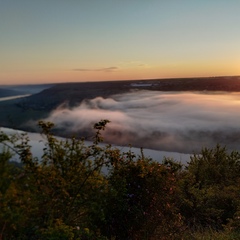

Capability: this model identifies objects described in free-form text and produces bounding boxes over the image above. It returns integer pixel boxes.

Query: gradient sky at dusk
[1,0,240,84]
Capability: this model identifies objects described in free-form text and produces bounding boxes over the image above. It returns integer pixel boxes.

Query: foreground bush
[179,145,240,231]
[1,121,240,239]
[0,121,184,239]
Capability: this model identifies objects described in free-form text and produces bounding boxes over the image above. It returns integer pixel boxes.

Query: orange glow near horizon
[1,62,239,85]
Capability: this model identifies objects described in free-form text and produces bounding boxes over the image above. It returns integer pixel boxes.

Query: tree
[0,120,186,239]
[179,145,240,230]
[4,121,240,239]
[99,152,184,240]
[0,120,112,239]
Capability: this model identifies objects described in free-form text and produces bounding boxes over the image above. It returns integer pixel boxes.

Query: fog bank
[44,90,240,153]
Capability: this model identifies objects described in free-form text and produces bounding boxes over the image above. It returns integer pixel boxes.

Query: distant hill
[0,84,54,95]
[0,76,240,131]
[0,88,26,98]
[16,81,132,111]
[15,76,240,111]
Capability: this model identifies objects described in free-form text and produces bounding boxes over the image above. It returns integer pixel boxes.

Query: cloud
[119,61,152,68]
[73,66,119,72]
[43,91,240,154]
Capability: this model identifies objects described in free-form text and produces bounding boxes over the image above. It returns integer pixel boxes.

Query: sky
[1,0,240,84]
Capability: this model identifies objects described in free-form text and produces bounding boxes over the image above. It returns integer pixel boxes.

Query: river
[0,94,31,102]
[0,127,191,165]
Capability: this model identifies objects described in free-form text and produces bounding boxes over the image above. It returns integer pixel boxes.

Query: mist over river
[41,90,240,153]
[1,90,240,160]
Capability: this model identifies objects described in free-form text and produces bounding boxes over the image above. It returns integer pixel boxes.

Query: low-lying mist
[43,90,240,153]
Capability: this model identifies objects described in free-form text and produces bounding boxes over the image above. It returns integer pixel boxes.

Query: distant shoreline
[0,94,31,102]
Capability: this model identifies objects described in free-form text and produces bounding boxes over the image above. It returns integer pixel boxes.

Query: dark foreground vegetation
[1,120,240,239]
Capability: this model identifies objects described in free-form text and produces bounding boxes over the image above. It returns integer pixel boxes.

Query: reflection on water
[0,94,31,102]
[0,127,191,165]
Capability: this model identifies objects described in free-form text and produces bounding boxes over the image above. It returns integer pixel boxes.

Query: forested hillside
[0,120,240,239]
[0,88,25,98]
